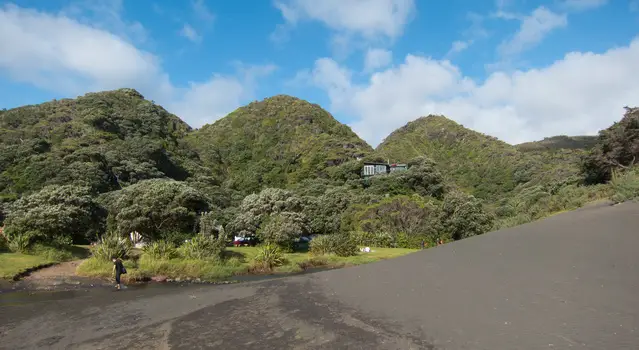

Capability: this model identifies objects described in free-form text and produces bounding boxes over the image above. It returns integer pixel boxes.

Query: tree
[302,186,373,235]
[258,212,310,246]
[346,195,442,236]
[439,191,494,240]
[582,107,639,184]
[342,194,444,248]
[3,185,106,247]
[227,188,309,246]
[366,157,446,198]
[102,179,210,241]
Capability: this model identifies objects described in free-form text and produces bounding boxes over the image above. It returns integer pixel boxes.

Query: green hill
[187,95,373,194]
[516,135,598,152]
[373,115,594,200]
[374,115,521,199]
[0,88,201,200]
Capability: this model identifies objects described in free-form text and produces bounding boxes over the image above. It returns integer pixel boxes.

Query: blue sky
[1,0,638,146]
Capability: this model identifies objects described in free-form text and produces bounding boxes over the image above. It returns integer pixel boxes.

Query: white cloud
[0,4,273,128]
[307,37,639,147]
[272,0,416,51]
[446,12,490,59]
[446,41,471,56]
[498,7,567,57]
[364,48,393,72]
[560,0,608,12]
[61,0,148,44]
[192,0,215,22]
[180,23,201,42]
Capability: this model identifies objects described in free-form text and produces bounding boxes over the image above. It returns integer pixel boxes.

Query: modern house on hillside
[361,162,409,177]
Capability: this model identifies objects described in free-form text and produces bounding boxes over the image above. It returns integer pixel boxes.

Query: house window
[363,165,375,176]
[375,165,387,174]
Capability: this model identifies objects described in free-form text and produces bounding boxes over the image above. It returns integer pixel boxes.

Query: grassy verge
[0,245,90,279]
[0,253,56,279]
[76,246,418,282]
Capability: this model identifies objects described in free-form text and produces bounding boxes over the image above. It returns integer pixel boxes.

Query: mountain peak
[82,88,145,100]
[188,95,372,193]
[375,114,518,199]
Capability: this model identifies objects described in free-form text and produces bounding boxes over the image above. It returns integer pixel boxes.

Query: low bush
[143,240,178,260]
[494,183,613,230]
[611,167,639,202]
[394,232,431,249]
[178,235,225,261]
[251,244,285,271]
[349,231,431,249]
[8,233,31,253]
[30,244,74,262]
[350,231,394,248]
[92,233,132,261]
[162,231,194,246]
[309,234,358,257]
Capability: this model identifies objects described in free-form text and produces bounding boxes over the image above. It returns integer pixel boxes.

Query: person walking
[112,257,126,290]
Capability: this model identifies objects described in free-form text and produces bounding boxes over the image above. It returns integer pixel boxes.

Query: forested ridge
[1,89,637,275]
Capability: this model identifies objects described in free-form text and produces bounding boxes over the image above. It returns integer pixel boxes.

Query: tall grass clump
[178,235,225,261]
[309,234,358,257]
[92,233,132,261]
[143,240,178,260]
[251,244,285,271]
[7,233,31,253]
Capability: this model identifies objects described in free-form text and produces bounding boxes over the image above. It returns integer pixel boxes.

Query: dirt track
[1,202,638,349]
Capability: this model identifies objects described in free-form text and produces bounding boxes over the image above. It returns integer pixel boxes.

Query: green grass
[76,246,418,282]
[0,252,56,279]
[0,245,91,279]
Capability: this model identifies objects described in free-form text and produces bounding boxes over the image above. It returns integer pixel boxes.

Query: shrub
[395,232,431,249]
[611,167,639,202]
[8,233,32,253]
[251,244,285,271]
[3,185,106,246]
[350,231,394,248]
[439,191,494,240]
[92,233,132,261]
[258,212,309,251]
[31,244,73,261]
[143,240,178,260]
[343,195,444,241]
[309,234,358,257]
[178,235,225,261]
[162,231,194,246]
[103,179,210,241]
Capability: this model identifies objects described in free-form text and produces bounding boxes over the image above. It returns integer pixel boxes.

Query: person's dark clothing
[114,260,124,284]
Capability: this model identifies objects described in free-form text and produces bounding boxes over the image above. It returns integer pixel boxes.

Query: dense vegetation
[581,107,639,184]
[1,89,637,280]
[374,116,522,200]
[516,135,598,152]
[0,88,198,200]
[186,95,373,195]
